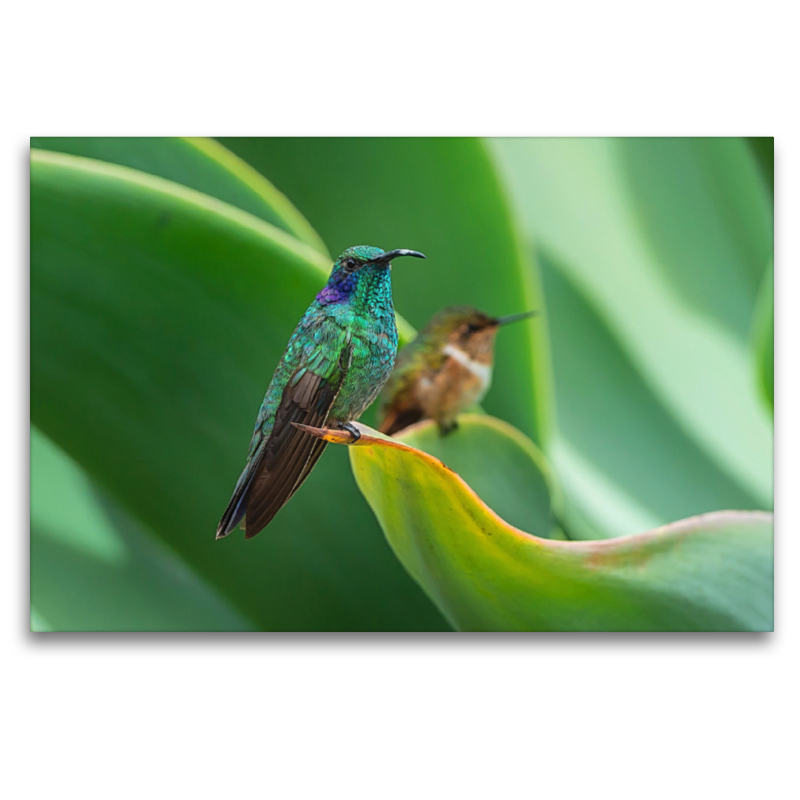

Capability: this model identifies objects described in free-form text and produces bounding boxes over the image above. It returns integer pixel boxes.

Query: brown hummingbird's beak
[494,310,539,326]
[368,249,427,264]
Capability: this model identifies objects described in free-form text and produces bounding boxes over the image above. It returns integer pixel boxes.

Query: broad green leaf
[492,137,773,507]
[31,136,328,254]
[218,137,553,446]
[395,415,558,539]
[752,261,774,413]
[344,425,773,632]
[617,137,771,337]
[31,428,254,632]
[542,253,763,539]
[30,149,447,631]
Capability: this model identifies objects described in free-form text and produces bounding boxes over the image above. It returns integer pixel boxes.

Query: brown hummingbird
[377,305,538,436]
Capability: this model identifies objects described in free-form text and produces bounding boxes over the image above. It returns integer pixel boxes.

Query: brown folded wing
[243,368,343,538]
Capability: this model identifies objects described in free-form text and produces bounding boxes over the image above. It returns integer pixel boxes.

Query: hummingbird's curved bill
[216,245,425,540]
[377,305,539,437]
[368,249,426,264]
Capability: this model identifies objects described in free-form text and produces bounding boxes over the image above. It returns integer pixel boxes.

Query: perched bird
[377,305,538,436]
[216,245,425,540]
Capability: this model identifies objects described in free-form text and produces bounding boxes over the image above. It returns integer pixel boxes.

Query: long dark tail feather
[241,380,337,538]
[215,436,327,540]
[244,438,328,538]
[215,461,260,539]
[217,364,344,541]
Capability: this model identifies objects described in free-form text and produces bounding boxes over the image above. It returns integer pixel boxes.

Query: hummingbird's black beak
[494,310,539,326]
[369,249,426,264]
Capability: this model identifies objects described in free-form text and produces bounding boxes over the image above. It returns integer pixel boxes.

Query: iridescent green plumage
[217,245,425,540]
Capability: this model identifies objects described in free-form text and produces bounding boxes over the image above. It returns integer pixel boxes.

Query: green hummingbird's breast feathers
[217,313,352,540]
[217,244,424,540]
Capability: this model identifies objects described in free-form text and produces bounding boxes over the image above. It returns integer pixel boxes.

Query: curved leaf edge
[186,137,330,256]
[338,424,772,630]
[300,418,772,551]
[30,149,417,344]
[396,413,565,527]
[354,422,771,555]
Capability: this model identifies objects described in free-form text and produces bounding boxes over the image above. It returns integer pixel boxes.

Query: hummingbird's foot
[336,421,361,443]
[438,419,459,436]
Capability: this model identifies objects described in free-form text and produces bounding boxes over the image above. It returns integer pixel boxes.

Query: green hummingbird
[377,305,538,436]
[216,245,426,540]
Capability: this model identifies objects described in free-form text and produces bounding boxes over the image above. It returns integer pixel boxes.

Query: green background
[30,137,773,631]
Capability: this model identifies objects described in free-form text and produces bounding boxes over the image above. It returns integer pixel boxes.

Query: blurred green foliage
[30,137,773,631]
[491,138,773,537]
[752,261,774,413]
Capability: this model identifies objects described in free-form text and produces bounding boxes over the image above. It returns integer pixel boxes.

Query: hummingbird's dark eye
[345,258,357,270]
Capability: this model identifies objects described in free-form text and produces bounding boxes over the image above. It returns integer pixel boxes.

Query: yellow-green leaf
[344,422,773,632]
[396,415,559,539]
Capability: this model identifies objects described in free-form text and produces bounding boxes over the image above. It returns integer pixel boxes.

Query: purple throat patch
[316,274,356,305]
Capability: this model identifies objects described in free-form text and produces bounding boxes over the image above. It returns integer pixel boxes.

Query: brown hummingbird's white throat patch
[442,344,492,387]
